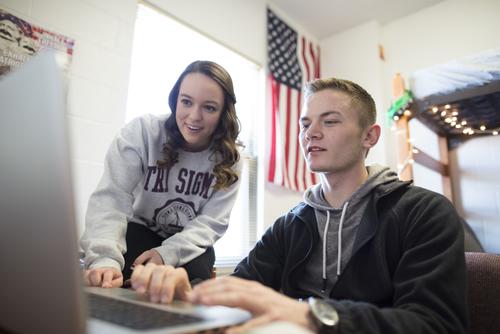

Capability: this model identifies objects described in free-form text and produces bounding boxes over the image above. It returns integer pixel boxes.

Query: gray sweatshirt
[80,114,242,271]
[298,164,398,297]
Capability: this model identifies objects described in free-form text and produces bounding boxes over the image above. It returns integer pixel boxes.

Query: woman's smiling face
[175,72,224,151]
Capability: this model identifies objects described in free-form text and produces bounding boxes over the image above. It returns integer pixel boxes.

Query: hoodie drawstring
[322,201,349,294]
[322,210,331,293]
[337,201,349,276]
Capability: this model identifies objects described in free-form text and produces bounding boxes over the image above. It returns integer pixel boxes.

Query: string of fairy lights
[391,105,500,136]
[389,97,500,137]
[428,104,499,136]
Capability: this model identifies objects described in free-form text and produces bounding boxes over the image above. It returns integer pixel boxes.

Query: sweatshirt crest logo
[153,198,196,235]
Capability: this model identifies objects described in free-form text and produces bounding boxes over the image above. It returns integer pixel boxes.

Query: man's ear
[363,124,381,149]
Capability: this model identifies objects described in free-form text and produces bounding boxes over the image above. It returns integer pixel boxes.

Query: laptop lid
[0,51,86,333]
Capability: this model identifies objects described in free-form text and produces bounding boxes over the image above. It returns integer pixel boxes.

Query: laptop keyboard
[87,293,204,330]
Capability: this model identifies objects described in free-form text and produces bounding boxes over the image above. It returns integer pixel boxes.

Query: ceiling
[269,0,444,39]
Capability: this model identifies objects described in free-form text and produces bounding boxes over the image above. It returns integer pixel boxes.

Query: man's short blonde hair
[304,78,376,129]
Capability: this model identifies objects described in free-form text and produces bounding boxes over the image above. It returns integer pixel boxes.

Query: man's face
[299,89,368,174]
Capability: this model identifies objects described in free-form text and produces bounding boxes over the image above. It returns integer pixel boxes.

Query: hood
[303,164,398,210]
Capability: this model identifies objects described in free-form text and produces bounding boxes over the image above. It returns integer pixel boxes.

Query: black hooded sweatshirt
[233,172,467,334]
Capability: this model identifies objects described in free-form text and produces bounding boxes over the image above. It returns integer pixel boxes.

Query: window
[126,4,262,268]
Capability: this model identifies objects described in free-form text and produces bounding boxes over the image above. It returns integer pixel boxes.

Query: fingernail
[150,294,159,303]
[161,295,169,304]
[137,286,145,294]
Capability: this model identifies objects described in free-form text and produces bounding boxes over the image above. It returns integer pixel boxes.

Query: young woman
[80,60,242,288]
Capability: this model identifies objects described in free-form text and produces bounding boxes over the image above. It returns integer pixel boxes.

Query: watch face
[310,298,339,327]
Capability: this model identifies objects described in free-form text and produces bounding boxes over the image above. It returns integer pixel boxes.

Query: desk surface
[247,321,313,334]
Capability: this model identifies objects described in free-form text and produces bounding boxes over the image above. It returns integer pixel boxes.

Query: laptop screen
[0,51,86,334]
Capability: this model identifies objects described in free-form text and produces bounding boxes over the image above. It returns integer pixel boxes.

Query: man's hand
[130,263,192,304]
[189,276,313,334]
[133,249,164,267]
[84,267,123,288]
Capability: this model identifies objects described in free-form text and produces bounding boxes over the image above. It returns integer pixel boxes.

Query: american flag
[267,8,320,192]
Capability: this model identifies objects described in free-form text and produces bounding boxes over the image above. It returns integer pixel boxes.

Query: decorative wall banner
[0,8,75,78]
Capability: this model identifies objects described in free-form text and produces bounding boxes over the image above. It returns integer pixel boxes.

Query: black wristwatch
[308,297,340,333]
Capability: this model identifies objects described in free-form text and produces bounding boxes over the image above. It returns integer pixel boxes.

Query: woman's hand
[84,267,123,288]
[133,249,164,267]
[130,263,192,304]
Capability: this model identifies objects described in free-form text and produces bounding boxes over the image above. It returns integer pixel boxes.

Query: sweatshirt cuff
[88,257,122,271]
[154,245,180,267]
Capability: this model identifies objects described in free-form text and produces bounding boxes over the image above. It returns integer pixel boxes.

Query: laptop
[0,51,250,334]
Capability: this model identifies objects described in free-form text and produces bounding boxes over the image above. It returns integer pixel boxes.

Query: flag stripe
[301,37,311,83]
[316,46,321,78]
[288,88,300,191]
[294,91,302,191]
[275,79,283,185]
[309,42,320,79]
[285,86,293,188]
[268,75,277,183]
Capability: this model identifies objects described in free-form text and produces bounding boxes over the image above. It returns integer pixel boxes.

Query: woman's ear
[363,124,381,149]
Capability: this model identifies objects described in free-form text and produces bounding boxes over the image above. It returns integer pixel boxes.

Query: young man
[131,78,467,334]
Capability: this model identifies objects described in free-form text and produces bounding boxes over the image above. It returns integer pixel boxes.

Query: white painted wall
[408,119,443,195]
[147,0,267,67]
[0,0,138,236]
[381,0,500,94]
[449,136,500,253]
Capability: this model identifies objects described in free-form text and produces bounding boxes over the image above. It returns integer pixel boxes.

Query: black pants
[122,222,215,282]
